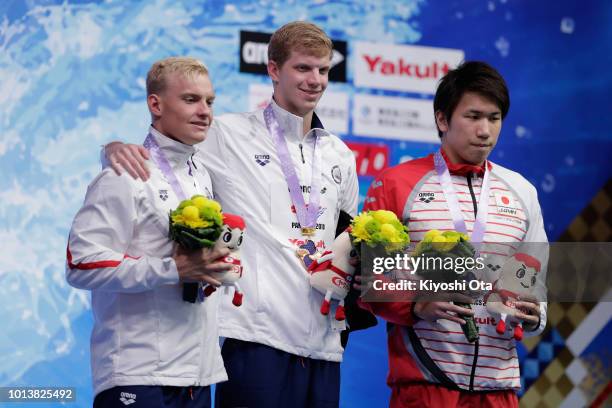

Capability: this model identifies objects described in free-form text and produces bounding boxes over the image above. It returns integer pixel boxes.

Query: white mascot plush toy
[485,253,541,340]
[307,230,356,321]
[203,213,246,307]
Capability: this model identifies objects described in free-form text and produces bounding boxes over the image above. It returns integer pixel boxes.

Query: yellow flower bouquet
[414,229,474,261]
[169,195,224,249]
[350,210,410,254]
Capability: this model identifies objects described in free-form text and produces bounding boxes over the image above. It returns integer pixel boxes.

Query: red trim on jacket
[66,245,139,270]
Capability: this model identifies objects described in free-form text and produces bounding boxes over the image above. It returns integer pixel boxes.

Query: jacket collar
[439,148,492,177]
[149,126,196,169]
[269,98,328,142]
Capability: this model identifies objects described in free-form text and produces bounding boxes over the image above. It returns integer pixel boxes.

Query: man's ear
[267,60,280,85]
[147,94,162,119]
[435,110,449,133]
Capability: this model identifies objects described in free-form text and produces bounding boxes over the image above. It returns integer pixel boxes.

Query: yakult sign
[354,42,464,93]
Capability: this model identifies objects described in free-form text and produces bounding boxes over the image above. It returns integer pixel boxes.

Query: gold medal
[301,227,316,237]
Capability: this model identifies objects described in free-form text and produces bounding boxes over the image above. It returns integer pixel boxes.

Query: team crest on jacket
[159,189,168,201]
[331,165,342,184]
[255,154,271,166]
[418,191,436,203]
[495,192,516,208]
[494,192,518,215]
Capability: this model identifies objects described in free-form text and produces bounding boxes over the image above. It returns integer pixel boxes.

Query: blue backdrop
[0,1,610,407]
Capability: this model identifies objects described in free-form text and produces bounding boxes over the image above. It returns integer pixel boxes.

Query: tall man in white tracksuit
[67,57,233,408]
[104,22,359,407]
[358,61,548,408]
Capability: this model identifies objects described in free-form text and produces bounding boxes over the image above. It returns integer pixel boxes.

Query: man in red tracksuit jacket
[358,61,548,408]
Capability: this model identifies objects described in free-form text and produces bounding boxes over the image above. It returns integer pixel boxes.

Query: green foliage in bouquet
[350,210,410,254]
[413,229,479,342]
[169,195,223,249]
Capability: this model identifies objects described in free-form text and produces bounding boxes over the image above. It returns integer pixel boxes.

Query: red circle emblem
[332,276,349,290]
[501,196,510,205]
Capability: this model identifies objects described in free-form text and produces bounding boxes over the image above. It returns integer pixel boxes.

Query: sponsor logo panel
[353,94,439,142]
[240,30,347,82]
[354,41,464,93]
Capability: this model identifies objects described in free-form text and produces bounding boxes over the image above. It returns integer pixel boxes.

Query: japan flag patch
[494,191,516,208]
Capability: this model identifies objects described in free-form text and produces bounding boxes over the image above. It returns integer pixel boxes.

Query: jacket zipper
[466,172,479,391]
[299,143,305,164]
[469,339,479,391]
[195,307,205,387]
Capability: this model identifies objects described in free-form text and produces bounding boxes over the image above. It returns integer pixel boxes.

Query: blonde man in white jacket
[67,57,232,408]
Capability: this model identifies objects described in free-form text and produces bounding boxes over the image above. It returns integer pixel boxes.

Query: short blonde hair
[268,21,333,67]
[146,57,209,96]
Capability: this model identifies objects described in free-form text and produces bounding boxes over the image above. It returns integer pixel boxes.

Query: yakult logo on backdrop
[363,56,450,79]
[354,42,464,94]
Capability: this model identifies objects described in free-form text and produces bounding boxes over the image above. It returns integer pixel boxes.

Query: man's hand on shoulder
[106,141,151,181]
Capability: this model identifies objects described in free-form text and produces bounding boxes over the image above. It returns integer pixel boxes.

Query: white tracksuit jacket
[199,100,359,362]
[68,128,227,397]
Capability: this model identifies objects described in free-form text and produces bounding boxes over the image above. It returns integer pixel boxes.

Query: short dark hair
[433,61,510,137]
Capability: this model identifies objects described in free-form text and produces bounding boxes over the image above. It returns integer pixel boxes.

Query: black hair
[433,61,510,137]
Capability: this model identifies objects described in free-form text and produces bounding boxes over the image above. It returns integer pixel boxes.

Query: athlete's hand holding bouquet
[170,195,246,305]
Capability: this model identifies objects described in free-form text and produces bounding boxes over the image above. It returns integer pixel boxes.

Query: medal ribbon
[144,133,187,201]
[434,150,490,247]
[264,103,322,232]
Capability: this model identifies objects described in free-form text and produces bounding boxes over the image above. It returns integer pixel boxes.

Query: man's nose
[476,118,490,138]
[197,101,211,116]
[306,69,321,86]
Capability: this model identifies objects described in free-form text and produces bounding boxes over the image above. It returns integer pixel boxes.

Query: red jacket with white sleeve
[359,150,548,392]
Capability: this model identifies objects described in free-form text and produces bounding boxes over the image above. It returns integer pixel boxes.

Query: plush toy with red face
[202,213,246,306]
[485,253,541,340]
[307,230,356,321]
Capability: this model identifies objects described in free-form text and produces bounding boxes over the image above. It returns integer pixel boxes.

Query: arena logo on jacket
[418,191,437,204]
[295,185,328,194]
[254,154,270,166]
